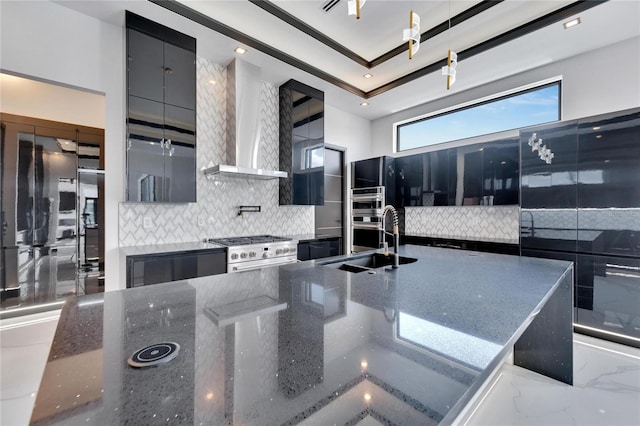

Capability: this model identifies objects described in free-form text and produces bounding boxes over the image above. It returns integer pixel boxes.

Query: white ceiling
[55,0,640,120]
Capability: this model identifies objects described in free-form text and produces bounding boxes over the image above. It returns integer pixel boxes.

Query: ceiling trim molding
[369,0,504,67]
[366,0,607,98]
[248,0,370,67]
[148,0,367,97]
[249,0,504,69]
[150,0,607,100]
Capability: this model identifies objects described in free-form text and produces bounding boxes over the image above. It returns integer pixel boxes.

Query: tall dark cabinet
[279,80,324,205]
[126,12,196,203]
[520,108,640,347]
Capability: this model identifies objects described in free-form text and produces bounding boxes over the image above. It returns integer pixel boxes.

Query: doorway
[0,114,105,316]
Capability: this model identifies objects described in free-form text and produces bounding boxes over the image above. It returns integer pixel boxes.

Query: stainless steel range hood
[203,59,287,180]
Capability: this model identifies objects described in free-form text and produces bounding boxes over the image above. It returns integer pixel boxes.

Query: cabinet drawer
[127,249,226,288]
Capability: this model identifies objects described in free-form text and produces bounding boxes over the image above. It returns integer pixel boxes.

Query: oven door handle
[229,258,299,273]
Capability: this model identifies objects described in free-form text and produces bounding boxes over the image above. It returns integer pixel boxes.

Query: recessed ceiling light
[234,47,247,55]
[596,135,603,139]
[563,17,581,29]
[363,73,373,79]
[209,79,217,85]
[360,102,369,106]
[592,126,600,130]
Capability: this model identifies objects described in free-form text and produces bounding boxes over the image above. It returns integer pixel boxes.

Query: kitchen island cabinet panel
[34,245,572,425]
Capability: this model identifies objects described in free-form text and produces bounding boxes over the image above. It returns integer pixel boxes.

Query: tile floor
[1,313,638,426]
[464,334,640,426]
[0,311,60,426]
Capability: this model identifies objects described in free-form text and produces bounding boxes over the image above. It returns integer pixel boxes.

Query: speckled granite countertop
[120,241,226,257]
[32,245,572,425]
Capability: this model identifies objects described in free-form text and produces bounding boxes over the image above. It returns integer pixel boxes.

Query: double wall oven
[350,156,396,252]
[207,235,298,273]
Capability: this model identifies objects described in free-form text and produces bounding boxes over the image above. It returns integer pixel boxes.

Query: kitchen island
[31,245,573,425]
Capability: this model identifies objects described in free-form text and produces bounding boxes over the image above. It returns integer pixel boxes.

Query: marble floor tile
[1,312,60,426]
[465,334,640,426]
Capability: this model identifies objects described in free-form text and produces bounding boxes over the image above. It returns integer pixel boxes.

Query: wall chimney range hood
[203,59,287,180]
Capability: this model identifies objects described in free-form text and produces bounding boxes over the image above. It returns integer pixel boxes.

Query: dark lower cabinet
[403,236,519,255]
[297,237,342,261]
[127,249,226,287]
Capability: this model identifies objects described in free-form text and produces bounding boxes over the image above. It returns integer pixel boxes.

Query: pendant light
[348,0,366,19]
[441,0,458,89]
[402,10,421,59]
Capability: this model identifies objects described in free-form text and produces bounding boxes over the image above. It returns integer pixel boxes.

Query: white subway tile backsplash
[119,57,313,246]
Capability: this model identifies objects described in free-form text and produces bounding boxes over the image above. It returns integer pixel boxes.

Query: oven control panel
[227,241,298,265]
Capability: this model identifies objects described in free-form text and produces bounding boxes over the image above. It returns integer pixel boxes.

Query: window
[397,81,560,152]
[303,145,323,169]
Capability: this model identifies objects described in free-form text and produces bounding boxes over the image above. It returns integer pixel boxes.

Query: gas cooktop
[207,235,291,247]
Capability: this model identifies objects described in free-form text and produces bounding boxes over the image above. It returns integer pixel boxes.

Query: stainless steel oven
[206,235,298,273]
[351,187,385,252]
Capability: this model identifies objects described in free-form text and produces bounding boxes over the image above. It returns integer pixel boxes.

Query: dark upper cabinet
[279,80,324,205]
[577,109,640,209]
[482,139,519,205]
[164,42,197,110]
[520,120,578,252]
[164,104,196,202]
[125,12,196,203]
[520,121,578,209]
[393,138,518,208]
[577,108,640,256]
[127,29,164,103]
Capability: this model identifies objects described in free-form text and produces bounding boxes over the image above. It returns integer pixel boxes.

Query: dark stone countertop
[119,241,226,257]
[32,245,572,425]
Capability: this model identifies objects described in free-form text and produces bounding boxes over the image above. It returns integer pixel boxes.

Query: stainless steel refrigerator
[1,115,104,315]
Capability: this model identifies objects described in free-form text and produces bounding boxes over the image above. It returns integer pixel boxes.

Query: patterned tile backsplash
[119,57,314,246]
[405,206,520,244]
[522,208,640,231]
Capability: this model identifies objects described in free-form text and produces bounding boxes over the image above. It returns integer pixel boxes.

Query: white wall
[0,0,125,291]
[370,36,640,158]
[0,74,106,129]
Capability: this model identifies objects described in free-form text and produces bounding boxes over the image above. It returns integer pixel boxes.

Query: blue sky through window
[398,83,560,151]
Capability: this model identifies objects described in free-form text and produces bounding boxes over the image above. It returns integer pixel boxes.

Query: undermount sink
[323,253,417,274]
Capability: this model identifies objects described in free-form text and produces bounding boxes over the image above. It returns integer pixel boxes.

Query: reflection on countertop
[32,245,572,425]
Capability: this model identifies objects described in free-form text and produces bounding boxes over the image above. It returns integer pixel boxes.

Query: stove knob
[276,249,283,255]
[262,252,269,259]
[230,253,239,260]
[240,252,247,259]
[290,247,297,253]
[249,251,256,258]
[283,248,289,254]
